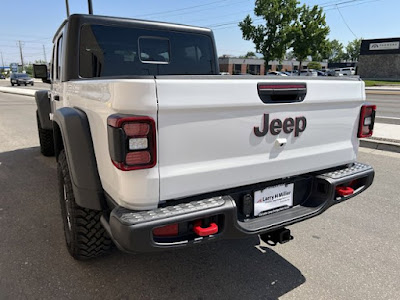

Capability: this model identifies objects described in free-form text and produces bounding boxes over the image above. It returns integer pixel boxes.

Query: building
[327,62,357,69]
[218,57,328,75]
[358,37,400,80]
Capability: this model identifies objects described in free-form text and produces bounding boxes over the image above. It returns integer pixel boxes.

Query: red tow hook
[336,186,354,197]
[193,221,218,237]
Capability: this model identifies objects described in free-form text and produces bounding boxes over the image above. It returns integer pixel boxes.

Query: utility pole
[0,52,4,73]
[18,40,24,71]
[42,44,47,63]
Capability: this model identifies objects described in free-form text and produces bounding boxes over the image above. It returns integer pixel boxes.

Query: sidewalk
[365,86,400,95]
[0,85,399,152]
[365,86,400,91]
[360,123,400,153]
[0,86,36,97]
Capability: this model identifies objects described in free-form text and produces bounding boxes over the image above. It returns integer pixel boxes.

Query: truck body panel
[156,78,365,201]
[60,77,365,209]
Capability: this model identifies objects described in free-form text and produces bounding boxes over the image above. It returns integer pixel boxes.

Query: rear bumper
[102,162,374,253]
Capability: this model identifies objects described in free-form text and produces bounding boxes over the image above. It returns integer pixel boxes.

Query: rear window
[16,74,29,78]
[139,37,170,63]
[79,24,216,77]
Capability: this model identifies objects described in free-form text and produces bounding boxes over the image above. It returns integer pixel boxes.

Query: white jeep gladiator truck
[33,14,375,260]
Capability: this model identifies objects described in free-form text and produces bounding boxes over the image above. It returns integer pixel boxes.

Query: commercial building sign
[369,41,400,51]
[10,63,18,73]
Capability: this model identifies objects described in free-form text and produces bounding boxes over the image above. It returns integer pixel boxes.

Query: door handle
[54,95,60,101]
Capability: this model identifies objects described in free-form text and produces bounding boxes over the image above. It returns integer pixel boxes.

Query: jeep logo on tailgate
[254,114,307,137]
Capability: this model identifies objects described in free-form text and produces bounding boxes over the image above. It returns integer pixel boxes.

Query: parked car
[335,67,355,76]
[267,71,288,76]
[10,73,34,86]
[299,69,318,77]
[317,70,327,76]
[0,74,6,79]
[326,69,336,76]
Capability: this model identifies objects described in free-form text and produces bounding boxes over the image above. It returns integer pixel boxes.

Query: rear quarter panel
[63,79,159,210]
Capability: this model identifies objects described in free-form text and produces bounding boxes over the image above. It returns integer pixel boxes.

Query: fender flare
[35,90,52,130]
[53,107,105,210]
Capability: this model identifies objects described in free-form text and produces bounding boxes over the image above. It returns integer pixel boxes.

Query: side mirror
[33,64,51,84]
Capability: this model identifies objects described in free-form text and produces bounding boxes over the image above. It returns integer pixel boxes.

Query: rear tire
[36,111,55,156]
[11,83,14,86]
[58,150,113,260]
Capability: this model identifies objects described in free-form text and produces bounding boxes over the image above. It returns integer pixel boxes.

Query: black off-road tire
[58,150,113,260]
[36,111,55,156]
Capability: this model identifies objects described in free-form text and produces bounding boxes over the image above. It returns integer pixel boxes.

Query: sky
[0,0,399,66]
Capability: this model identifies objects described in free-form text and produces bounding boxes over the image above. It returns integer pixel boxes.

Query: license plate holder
[254,183,294,217]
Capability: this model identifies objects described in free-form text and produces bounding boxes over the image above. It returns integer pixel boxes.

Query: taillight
[358,105,376,138]
[107,114,157,171]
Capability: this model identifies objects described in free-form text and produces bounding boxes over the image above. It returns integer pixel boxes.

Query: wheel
[17,83,20,86]
[24,83,27,86]
[31,82,34,86]
[36,111,55,156]
[11,83,14,86]
[58,150,113,260]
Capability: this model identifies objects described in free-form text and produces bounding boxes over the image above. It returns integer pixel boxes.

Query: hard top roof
[53,14,212,43]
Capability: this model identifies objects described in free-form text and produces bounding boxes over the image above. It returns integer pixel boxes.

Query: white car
[335,67,356,76]
[267,71,288,76]
[300,69,318,77]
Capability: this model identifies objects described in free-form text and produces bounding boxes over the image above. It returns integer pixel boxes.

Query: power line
[321,0,364,7]
[325,0,382,11]
[208,0,381,31]
[134,0,250,20]
[188,10,253,25]
[133,0,230,18]
[335,5,358,38]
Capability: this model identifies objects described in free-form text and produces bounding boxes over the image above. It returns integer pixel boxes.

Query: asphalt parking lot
[1,92,400,300]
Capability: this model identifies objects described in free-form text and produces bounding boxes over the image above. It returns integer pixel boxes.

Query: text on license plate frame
[253,183,294,217]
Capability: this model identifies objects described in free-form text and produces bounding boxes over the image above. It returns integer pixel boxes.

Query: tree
[241,51,257,58]
[327,39,345,63]
[35,59,47,65]
[290,4,330,71]
[25,64,33,76]
[307,61,322,70]
[286,50,296,60]
[239,0,299,70]
[345,38,362,62]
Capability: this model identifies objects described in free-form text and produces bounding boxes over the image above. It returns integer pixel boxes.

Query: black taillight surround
[357,105,376,138]
[107,114,157,171]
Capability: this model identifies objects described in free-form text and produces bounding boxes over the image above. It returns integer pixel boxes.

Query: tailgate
[156,78,365,201]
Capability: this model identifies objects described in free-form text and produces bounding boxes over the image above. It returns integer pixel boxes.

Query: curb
[365,87,400,95]
[360,139,400,153]
[365,90,400,95]
[375,116,400,125]
[365,86,400,90]
[0,87,37,97]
